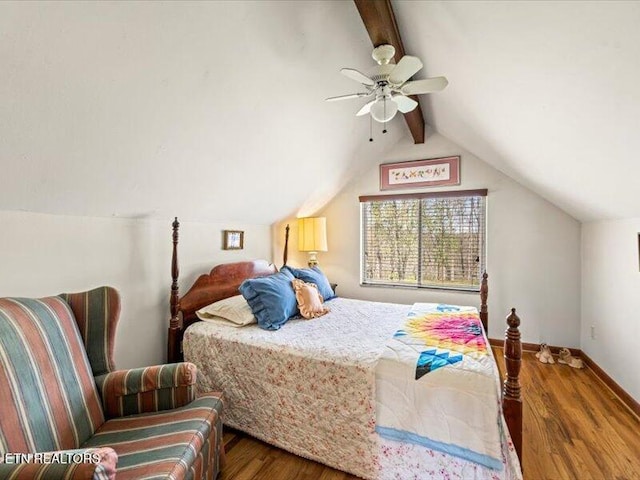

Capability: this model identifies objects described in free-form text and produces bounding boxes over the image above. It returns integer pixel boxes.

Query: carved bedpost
[480,271,488,332]
[168,217,181,363]
[503,308,523,466]
[283,224,290,267]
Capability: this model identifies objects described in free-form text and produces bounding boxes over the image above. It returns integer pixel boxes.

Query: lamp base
[307,251,319,268]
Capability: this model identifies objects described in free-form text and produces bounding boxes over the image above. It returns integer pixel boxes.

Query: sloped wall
[277,131,581,345]
[0,210,271,368]
[582,217,640,402]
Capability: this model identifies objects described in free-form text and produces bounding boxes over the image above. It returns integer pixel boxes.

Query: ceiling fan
[326,44,448,124]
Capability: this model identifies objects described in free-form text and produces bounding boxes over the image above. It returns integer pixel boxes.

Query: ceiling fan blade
[356,100,376,116]
[388,55,423,85]
[341,68,375,86]
[392,95,418,113]
[326,92,370,102]
[401,77,449,95]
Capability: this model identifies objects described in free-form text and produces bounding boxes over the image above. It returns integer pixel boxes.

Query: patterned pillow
[291,279,330,319]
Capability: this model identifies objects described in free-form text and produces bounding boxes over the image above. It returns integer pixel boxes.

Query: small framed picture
[223,230,244,250]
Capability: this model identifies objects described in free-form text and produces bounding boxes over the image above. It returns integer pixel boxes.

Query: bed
[167,219,523,479]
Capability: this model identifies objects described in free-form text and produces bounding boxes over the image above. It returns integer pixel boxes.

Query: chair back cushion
[0,297,105,453]
[59,286,120,376]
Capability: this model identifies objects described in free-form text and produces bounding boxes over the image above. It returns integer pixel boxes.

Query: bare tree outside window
[361,191,486,291]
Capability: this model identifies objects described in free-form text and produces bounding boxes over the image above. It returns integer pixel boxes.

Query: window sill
[359,282,480,294]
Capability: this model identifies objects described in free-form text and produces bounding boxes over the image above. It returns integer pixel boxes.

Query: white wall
[0,210,271,369]
[277,130,582,345]
[0,1,391,227]
[582,217,640,402]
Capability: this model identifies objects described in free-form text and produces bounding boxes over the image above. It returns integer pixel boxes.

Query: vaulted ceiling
[1,1,639,224]
[395,1,640,222]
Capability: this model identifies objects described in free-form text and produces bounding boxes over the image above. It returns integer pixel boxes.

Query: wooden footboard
[503,308,523,466]
[480,272,489,332]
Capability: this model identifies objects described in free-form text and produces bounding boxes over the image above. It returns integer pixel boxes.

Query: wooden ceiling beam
[354,0,425,144]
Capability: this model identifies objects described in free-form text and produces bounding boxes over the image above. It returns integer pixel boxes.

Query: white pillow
[196,295,256,327]
[197,314,252,328]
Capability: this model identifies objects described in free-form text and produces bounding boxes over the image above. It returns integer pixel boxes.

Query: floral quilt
[376,304,502,471]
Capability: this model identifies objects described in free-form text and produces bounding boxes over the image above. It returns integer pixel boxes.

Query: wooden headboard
[181,260,277,319]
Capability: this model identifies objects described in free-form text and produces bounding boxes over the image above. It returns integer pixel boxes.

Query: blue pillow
[238,269,298,330]
[281,266,335,301]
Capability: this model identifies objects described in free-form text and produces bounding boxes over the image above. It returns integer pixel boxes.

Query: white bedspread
[184,297,522,480]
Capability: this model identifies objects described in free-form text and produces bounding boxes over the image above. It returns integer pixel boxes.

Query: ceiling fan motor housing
[368,64,395,84]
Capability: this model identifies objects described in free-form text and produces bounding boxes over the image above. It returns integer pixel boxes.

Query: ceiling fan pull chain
[383,97,388,134]
[369,114,373,142]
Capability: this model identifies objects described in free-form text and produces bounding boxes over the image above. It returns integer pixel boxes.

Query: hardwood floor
[220,348,640,480]
[495,348,640,480]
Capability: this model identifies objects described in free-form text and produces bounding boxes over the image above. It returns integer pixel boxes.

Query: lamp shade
[298,217,328,252]
[370,95,398,123]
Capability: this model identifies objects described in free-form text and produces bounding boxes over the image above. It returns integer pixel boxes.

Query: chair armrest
[0,447,117,480]
[95,362,197,418]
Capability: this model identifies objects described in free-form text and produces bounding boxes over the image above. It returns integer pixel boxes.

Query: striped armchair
[0,287,224,480]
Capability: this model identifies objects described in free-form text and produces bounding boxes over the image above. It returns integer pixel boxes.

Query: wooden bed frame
[166,218,523,466]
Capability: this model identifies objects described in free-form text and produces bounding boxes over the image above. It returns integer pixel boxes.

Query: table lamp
[298,217,328,268]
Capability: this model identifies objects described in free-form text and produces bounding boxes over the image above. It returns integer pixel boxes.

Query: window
[360,189,487,291]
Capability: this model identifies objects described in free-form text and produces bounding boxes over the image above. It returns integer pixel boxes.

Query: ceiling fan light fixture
[370,96,398,123]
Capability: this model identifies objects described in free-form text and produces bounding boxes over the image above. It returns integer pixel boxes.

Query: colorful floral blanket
[375,303,503,470]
